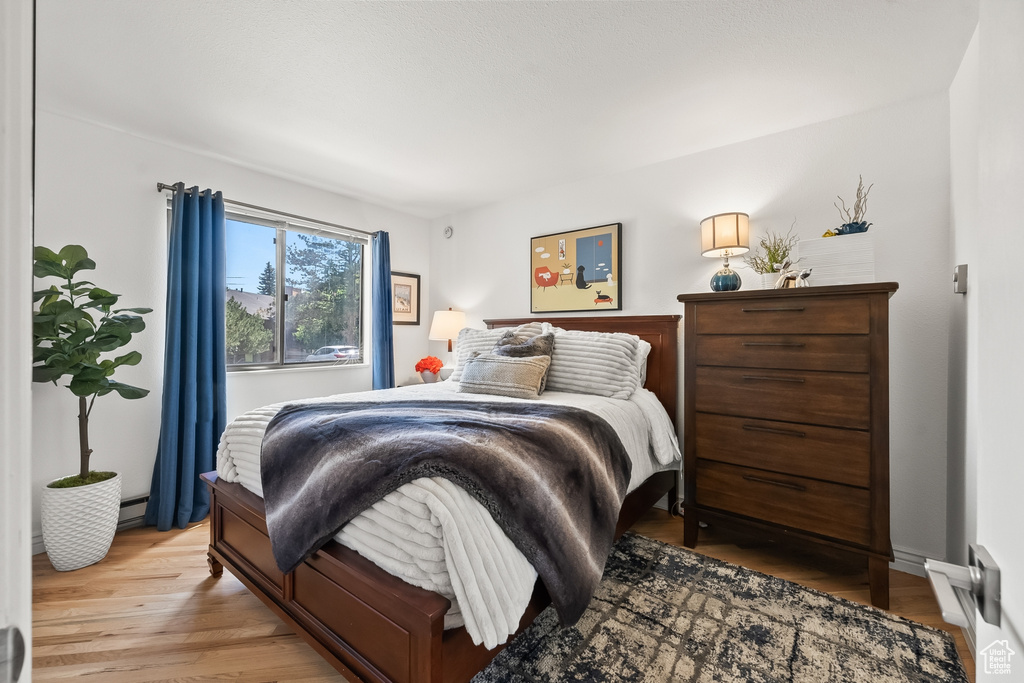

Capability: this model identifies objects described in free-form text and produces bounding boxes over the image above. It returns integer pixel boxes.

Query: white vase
[761,273,778,289]
[41,472,121,571]
[420,370,439,383]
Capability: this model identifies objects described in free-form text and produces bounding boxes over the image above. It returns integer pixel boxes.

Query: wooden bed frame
[201,314,681,683]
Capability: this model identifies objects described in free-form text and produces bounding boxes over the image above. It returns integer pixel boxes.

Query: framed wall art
[391,271,420,325]
[530,223,622,313]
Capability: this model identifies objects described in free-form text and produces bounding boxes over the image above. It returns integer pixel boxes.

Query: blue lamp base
[710,266,742,292]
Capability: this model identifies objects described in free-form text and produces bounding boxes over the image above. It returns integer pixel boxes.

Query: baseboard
[32,506,148,556]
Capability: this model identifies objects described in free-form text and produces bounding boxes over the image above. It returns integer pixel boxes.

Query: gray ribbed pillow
[492,332,555,392]
[545,329,641,399]
[448,323,545,382]
[457,354,552,400]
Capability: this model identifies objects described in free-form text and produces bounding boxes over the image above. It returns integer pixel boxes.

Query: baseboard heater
[924,545,1000,655]
[119,495,149,509]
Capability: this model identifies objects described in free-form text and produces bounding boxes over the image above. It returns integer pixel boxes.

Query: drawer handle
[742,474,807,491]
[742,424,807,438]
[740,307,806,313]
[741,341,806,347]
[741,375,806,383]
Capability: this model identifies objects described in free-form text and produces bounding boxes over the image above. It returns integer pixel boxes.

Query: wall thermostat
[444,226,454,239]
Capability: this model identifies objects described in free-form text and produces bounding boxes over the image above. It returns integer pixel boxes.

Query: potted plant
[416,355,443,383]
[743,224,800,289]
[33,245,151,571]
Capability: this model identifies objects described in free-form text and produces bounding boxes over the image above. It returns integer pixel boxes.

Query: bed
[201,314,681,683]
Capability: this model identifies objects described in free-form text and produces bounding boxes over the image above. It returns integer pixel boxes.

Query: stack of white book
[793,232,875,286]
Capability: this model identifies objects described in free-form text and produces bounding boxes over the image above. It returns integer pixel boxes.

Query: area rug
[474,532,967,682]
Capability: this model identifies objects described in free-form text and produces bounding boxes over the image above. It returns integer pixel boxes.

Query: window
[225,212,365,369]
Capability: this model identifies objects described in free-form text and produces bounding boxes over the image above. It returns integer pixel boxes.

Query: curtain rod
[156,182,375,238]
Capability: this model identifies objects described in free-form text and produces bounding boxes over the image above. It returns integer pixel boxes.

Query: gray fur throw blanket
[260,399,631,626]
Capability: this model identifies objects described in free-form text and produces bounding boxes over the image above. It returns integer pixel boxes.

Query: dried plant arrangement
[830,175,874,235]
[743,222,800,275]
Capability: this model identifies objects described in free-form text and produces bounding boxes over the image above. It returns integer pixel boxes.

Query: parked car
[305,345,361,363]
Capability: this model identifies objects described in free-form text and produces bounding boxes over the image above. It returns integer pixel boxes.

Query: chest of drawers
[677,282,898,608]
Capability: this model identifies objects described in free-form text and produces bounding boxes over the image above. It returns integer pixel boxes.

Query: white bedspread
[216,382,679,649]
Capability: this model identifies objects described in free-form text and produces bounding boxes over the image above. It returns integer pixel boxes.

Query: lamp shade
[700,213,750,258]
[428,308,466,342]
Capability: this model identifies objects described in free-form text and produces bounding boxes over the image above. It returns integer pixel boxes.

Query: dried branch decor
[832,176,874,235]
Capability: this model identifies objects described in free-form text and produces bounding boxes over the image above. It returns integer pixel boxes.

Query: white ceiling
[38,1,977,219]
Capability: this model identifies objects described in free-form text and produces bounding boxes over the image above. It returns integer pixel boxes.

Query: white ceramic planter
[420,370,439,383]
[41,472,121,571]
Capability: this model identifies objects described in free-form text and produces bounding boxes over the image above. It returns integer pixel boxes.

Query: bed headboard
[483,315,680,424]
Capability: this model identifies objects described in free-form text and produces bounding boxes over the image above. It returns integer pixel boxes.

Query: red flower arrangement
[415,356,443,374]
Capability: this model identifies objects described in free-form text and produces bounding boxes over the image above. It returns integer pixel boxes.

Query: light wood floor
[33,512,975,682]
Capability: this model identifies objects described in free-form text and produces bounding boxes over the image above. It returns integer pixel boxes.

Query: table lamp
[700,212,750,291]
[428,308,466,376]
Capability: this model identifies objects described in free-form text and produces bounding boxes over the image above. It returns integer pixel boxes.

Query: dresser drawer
[694,297,870,335]
[695,335,870,372]
[695,366,870,430]
[696,460,871,546]
[695,413,870,488]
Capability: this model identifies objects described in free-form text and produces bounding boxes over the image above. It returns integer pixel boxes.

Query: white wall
[956,1,1024,674]
[32,110,431,539]
[429,94,953,566]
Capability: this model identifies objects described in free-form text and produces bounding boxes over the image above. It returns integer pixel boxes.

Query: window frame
[222,208,368,373]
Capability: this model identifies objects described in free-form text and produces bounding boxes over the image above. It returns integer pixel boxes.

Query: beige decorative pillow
[457,354,552,400]
[492,332,555,392]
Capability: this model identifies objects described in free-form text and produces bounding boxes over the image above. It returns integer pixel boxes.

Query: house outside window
[224,212,365,369]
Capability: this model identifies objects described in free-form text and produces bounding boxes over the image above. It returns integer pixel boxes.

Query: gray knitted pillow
[449,323,545,382]
[492,332,554,392]
[457,354,551,400]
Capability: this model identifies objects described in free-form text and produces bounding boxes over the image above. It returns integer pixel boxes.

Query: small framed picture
[391,271,420,325]
[531,223,622,313]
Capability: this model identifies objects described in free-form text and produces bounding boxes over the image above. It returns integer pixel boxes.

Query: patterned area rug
[474,533,967,682]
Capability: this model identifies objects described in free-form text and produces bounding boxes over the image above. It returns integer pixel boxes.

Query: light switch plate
[953,264,968,294]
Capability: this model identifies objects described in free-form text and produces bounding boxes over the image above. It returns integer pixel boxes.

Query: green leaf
[69,376,107,397]
[57,245,90,271]
[70,257,96,275]
[33,345,60,362]
[33,260,69,280]
[71,365,107,383]
[32,365,65,383]
[111,314,145,333]
[113,307,153,314]
[65,325,93,348]
[106,380,149,399]
[40,299,72,316]
[33,246,61,263]
[54,307,86,326]
[112,351,143,367]
[33,286,60,302]
[32,322,57,339]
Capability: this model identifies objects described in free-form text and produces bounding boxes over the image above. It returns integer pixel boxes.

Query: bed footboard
[202,468,678,683]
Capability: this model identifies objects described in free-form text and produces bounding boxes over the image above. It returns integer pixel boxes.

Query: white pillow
[545,329,641,399]
[636,338,652,386]
[448,323,545,382]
